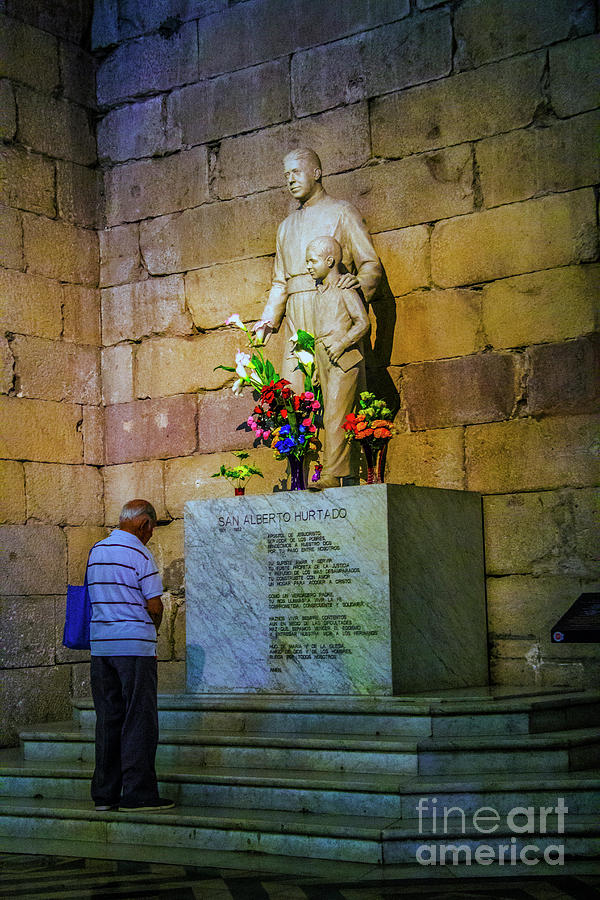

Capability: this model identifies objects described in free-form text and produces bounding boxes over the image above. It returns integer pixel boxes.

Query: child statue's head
[305,235,343,282]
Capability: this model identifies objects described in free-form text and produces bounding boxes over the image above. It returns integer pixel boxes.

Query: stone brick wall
[0,1,104,744]
[1,0,598,741]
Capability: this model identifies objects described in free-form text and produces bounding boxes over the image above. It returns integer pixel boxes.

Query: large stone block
[99,223,142,287]
[23,214,99,286]
[372,227,430,298]
[454,0,594,69]
[0,524,66,594]
[372,53,544,159]
[292,11,452,116]
[0,595,56,667]
[16,86,96,166]
[0,206,23,270]
[550,33,599,116]
[0,335,13,393]
[134,331,241,397]
[101,275,190,345]
[97,21,198,105]
[169,58,290,147]
[105,395,197,464]
[478,111,600,208]
[482,265,599,349]
[105,147,209,226]
[385,425,465,490]
[486,574,599,648]
[527,335,600,416]
[0,664,71,746]
[97,97,180,164]
[431,190,598,287]
[0,79,16,140]
[196,0,409,77]
[0,146,55,217]
[466,414,600,493]
[164,448,286,518]
[5,0,93,44]
[484,488,599,577]
[56,161,103,228]
[12,336,100,405]
[327,145,473,234]
[403,353,517,429]
[0,270,62,339]
[139,188,290,274]
[215,105,371,200]
[103,459,166,525]
[102,343,134,405]
[148,519,185,593]
[0,13,59,91]
[62,285,101,346]
[197,388,256,454]
[101,0,225,43]
[66,525,108,583]
[0,460,26,524]
[59,43,96,108]
[185,485,487,693]
[185,257,272,331]
[82,405,104,466]
[25,463,103,526]
[0,396,83,463]
[391,289,483,365]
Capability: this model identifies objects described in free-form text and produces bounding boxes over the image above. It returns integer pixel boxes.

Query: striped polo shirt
[88,528,163,656]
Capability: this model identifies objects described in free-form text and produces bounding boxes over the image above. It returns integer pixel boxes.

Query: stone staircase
[0,689,599,870]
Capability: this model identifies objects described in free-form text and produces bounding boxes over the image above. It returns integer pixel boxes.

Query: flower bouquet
[343,391,396,484]
[211,450,263,495]
[217,315,321,490]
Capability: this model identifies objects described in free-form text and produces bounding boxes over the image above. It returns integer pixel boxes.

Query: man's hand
[335,273,360,290]
[252,320,273,345]
[147,596,163,631]
[323,339,346,364]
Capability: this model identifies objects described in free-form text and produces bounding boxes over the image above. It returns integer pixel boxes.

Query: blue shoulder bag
[63,555,92,650]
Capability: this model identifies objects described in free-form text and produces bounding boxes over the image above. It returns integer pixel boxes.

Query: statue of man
[254,148,382,487]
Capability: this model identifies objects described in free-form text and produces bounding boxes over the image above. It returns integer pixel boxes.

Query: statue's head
[283,148,322,203]
[306,235,342,282]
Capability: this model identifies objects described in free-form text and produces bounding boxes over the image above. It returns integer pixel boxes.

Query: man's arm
[146,596,163,632]
[342,205,382,302]
[253,223,289,339]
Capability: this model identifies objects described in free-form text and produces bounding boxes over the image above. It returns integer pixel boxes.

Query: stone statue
[304,236,370,490]
[254,148,382,487]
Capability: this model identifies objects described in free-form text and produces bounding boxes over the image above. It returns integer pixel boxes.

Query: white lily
[226,313,246,330]
[231,378,244,396]
[235,350,251,378]
[289,331,298,344]
[295,349,314,367]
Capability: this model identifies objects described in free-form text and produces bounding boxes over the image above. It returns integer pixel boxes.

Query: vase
[288,455,306,491]
[363,442,387,484]
[234,487,245,496]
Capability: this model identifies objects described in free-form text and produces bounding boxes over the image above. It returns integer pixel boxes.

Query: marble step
[417,727,600,775]
[20,721,599,775]
[1,749,598,818]
[71,688,600,738]
[0,797,597,865]
[20,726,419,775]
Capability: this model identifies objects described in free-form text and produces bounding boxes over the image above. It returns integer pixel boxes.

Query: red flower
[280,408,288,418]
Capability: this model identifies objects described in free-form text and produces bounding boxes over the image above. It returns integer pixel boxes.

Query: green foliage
[211,450,264,489]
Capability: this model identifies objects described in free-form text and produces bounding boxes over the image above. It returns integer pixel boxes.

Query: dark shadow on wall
[364,267,399,417]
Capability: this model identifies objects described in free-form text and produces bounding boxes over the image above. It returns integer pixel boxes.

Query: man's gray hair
[119,499,157,524]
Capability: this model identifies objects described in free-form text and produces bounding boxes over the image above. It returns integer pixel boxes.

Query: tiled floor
[1,854,599,899]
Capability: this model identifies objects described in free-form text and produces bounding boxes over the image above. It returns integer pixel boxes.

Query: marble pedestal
[184,484,488,694]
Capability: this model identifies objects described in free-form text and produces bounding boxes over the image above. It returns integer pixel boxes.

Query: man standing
[254,148,382,486]
[87,499,173,812]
